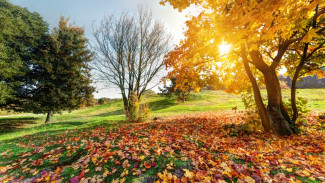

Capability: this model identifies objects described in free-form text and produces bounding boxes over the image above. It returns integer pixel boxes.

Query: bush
[142,90,157,97]
[128,92,150,123]
[128,92,139,122]
[240,90,263,132]
[139,103,150,122]
[283,97,310,117]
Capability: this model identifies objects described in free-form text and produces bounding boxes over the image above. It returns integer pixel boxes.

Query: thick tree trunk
[264,70,293,136]
[45,112,51,123]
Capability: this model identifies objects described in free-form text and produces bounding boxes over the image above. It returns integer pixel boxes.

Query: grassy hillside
[0,89,324,141]
[0,89,324,182]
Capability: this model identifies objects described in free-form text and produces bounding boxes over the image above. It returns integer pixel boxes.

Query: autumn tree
[92,7,170,119]
[0,0,48,105]
[24,17,95,123]
[160,0,325,135]
[283,6,325,123]
[162,17,221,102]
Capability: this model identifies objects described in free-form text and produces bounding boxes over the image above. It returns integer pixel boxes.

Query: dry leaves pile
[0,111,324,183]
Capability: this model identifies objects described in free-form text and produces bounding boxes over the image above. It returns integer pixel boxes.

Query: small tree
[25,17,95,123]
[159,77,193,102]
[92,7,170,119]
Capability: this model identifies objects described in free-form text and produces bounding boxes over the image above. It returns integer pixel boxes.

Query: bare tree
[92,7,171,118]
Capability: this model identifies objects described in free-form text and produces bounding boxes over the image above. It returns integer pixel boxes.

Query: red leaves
[115,160,121,166]
[1,112,324,182]
[143,161,151,169]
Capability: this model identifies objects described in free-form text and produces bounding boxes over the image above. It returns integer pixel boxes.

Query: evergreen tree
[26,17,95,123]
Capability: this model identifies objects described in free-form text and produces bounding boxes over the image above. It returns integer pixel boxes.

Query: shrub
[139,103,150,122]
[142,90,157,97]
[240,90,263,132]
[128,92,139,122]
[128,92,151,123]
[283,97,310,118]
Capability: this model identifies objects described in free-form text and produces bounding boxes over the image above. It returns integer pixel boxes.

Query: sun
[218,42,231,55]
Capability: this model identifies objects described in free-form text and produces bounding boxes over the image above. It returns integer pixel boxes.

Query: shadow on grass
[147,98,177,112]
[0,117,38,135]
[44,121,86,128]
[91,98,177,118]
[93,109,125,117]
[1,119,122,143]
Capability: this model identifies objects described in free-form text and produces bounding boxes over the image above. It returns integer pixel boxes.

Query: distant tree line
[279,75,325,89]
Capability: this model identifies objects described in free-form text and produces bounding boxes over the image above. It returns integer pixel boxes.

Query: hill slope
[0,89,324,140]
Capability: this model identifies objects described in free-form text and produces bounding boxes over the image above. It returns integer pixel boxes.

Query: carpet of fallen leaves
[0,111,324,183]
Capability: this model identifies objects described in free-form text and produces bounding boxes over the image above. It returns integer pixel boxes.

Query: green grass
[0,89,324,182]
[0,89,324,141]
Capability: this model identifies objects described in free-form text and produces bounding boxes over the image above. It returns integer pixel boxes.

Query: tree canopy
[25,17,95,122]
[0,0,48,105]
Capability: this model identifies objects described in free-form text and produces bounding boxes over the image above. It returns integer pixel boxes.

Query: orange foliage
[0,112,324,182]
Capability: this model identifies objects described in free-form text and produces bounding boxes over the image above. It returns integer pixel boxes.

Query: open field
[0,111,324,182]
[0,89,324,141]
[0,89,324,182]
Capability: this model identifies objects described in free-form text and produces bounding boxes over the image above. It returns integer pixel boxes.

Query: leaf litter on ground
[0,111,324,182]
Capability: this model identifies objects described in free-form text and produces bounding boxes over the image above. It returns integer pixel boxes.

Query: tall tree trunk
[291,44,308,123]
[122,92,130,118]
[242,59,272,132]
[45,112,51,123]
[264,70,293,136]
[291,67,301,123]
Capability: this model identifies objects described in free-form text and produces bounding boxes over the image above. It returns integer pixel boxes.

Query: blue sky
[10,0,191,98]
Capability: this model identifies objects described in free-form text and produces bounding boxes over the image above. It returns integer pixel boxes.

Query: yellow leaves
[31,169,39,175]
[166,162,174,170]
[183,169,194,178]
[302,29,320,42]
[91,157,97,164]
[244,176,256,183]
[22,167,30,172]
[157,169,176,182]
[120,169,128,177]
[295,169,310,177]
[120,177,126,183]
[112,177,126,183]
[140,155,146,160]
[103,170,111,178]
[45,176,50,181]
[286,168,293,172]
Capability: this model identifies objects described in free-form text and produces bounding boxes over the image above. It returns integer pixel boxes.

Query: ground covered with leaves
[0,111,324,183]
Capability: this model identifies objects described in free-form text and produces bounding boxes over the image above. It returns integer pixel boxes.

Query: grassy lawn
[0,89,324,141]
[0,89,324,182]
[0,111,324,182]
